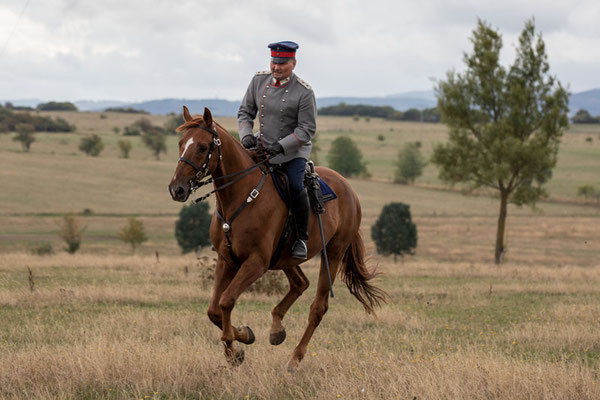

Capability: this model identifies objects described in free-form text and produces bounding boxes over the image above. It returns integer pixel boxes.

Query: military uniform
[237,71,316,165]
[237,41,315,259]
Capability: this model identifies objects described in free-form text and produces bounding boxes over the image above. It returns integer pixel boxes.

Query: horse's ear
[182,105,192,122]
[203,107,213,127]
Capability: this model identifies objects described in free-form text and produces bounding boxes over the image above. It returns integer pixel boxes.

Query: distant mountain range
[5,89,600,117]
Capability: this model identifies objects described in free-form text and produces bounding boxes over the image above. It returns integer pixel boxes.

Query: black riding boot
[291,188,310,259]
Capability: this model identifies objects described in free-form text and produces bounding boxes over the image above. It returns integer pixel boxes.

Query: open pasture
[1,254,600,399]
[1,112,600,398]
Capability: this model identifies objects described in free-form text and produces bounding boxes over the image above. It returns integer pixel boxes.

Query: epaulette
[255,70,271,76]
[296,77,311,90]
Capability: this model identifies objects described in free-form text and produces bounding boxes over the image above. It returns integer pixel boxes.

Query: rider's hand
[265,143,284,157]
[241,135,257,149]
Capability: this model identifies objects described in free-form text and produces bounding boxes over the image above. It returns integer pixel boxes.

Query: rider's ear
[203,107,213,127]
[183,105,192,122]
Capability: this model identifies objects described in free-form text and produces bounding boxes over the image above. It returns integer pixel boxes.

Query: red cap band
[271,50,295,58]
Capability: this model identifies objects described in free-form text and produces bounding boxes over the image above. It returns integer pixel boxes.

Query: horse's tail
[340,231,388,314]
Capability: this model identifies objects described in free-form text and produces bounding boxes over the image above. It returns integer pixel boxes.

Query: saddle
[268,161,337,269]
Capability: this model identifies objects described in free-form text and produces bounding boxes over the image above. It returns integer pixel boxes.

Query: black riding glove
[241,135,257,149]
[265,143,284,157]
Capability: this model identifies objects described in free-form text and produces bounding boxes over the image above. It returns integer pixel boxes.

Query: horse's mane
[176,116,227,133]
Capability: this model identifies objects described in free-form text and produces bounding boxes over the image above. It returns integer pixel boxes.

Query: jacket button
[285,90,289,93]
[261,105,264,108]
[280,128,283,131]
[263,95,266,98]
[261,124,264,127]
[261,114,264,117]
[282,99,285,102]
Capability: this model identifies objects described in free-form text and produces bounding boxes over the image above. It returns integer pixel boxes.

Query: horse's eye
[198,144,208,153]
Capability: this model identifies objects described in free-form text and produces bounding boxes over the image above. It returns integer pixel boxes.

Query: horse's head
[168,106,221,202]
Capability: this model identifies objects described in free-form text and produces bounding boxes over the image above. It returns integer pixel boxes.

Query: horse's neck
[212,131,267,216]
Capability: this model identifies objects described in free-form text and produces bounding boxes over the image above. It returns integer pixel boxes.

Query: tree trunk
[494,190,509,264]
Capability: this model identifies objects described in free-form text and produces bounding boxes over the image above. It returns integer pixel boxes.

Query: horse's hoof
[286,359,298,374]
[225,348,245,366]
[238,326,255,345]
[269,329,286,346]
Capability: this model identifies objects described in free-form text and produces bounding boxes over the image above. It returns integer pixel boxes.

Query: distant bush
[79,134,104,156]
[99,113,107,119]
[175,202,212,253]
[30,242,54,256]
[37,101,78,111]
[394,142,427,184]
[122,126,141,136]
[118,139,132,158]
[371,202,417,263]
[572,109,599,124]
[117,218,148,253]
[327,136,367,177]
[58,214,86,254]
[104,107,149,114]
[13,123,35,152]
[0,104,75,132]
[142,129,167,160]
[318,103,440,122]
[163,113,183,135]
[377,134,385,141]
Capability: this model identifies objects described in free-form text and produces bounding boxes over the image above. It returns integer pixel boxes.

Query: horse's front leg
[207,257,235,330]
[219,254,267,365]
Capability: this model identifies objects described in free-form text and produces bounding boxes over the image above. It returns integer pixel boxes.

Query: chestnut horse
[168,106,386,371]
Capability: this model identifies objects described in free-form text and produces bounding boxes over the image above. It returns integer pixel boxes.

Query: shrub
[30,242,54,256]
[37,101,78,111]
[394,142,427,184]
[117,218,148,253]
[142,129,167,160]
[79,134,104,156]
[377,134,385,141]
[118,139,132,158]
[13,123,35,152]
[371,202,417,263]
[58,214,86,254]
[327,136,367,177]
[164,113,184,135]
[175,202,212,253]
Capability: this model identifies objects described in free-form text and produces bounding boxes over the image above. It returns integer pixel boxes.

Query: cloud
[1,0,599,102]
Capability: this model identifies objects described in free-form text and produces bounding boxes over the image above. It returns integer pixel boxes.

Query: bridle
[176,122,271,203]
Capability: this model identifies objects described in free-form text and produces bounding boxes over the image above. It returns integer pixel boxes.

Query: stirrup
[291,239,308,259]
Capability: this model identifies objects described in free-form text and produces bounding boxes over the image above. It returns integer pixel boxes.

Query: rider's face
[270,59,296,81]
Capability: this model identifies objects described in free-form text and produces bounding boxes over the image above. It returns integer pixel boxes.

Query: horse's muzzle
[169,183,190,202]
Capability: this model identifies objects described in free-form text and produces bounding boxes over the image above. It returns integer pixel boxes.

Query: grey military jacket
[237,71,317,164]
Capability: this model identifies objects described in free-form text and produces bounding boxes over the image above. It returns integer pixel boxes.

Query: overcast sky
[1,0,599,102]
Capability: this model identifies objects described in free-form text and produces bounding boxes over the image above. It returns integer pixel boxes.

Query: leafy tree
[394,142,427,184]
[175,202,212,253]
[13,123,35,151]
[577,185,599,204]
[371,202,417,263]
[431,19,569,264]
[142,129,167,160]
[117,139,132,158]
[79,134,104,156]
[117,218,148,253]
[164,113,184,135]
[327,136,367,177]
[37,101,78,111]
[58,214,86,254]
[572,109,599,124]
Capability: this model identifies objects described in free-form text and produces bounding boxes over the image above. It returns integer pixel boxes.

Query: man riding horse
[237,41,316,260]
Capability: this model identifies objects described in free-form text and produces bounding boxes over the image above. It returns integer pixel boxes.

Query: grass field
[1,254,600,399]
[1,111,600,398]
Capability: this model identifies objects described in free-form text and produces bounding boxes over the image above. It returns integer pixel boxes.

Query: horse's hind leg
[287,250,342,372]
[270,266,310,345]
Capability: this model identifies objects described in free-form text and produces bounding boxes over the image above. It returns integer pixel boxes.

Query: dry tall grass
[1,253,599,399]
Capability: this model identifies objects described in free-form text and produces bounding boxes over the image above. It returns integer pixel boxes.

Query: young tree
[142,129,167,160]
[13,123,36,152]
[117,218,148,253]
[327,136,367,177]
[117,139,132,158]
[163,113,184,135]
[577,185,598,204]
[79,134,104,156]
[431,19,569,264]
[394,142,427,184]
[371,202,417,263]
[174,202,212,253]
[58,214,86,254]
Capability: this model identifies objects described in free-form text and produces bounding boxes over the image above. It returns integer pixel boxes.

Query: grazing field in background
[1,111,600,398]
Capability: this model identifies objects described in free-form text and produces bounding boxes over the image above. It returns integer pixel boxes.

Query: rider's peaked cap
[268,41,298,64]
